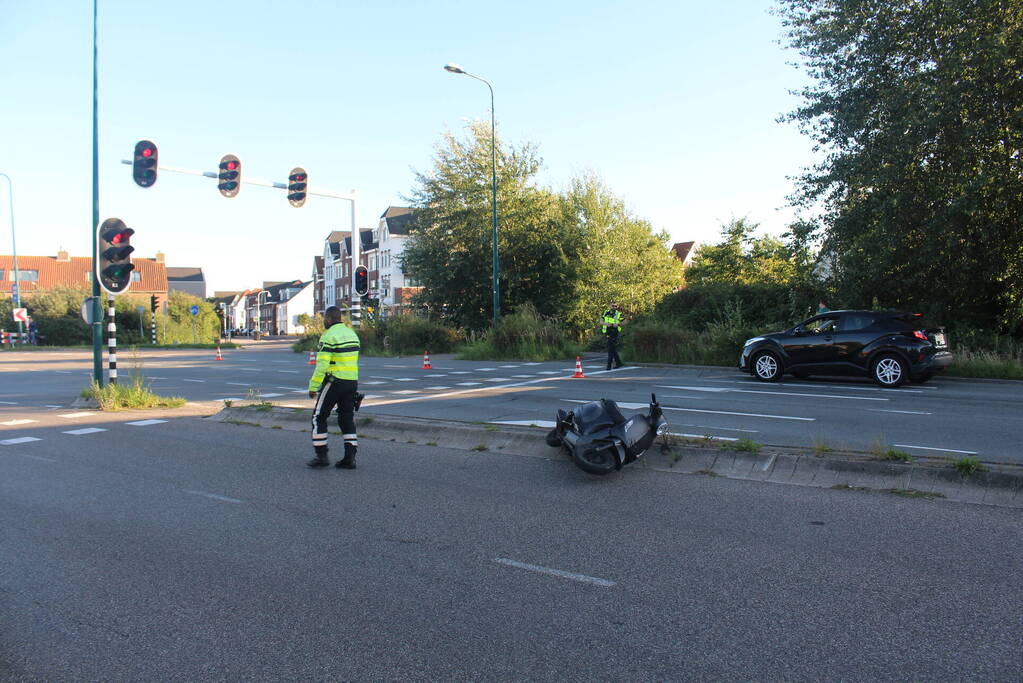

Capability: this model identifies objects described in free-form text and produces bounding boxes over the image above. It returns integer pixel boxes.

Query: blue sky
[1,0,815,294]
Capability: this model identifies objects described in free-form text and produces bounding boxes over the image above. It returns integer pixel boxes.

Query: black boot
[307,451,330,468]
[336,445,357,469]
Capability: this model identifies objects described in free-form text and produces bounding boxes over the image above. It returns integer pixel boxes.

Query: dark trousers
[605,330,622,370]
[311,377,358,455]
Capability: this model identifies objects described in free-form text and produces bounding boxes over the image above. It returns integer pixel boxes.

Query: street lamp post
[444,62,500,326]
[0,172,23,341]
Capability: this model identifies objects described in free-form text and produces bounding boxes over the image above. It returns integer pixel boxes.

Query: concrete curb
[207,405,1023,509]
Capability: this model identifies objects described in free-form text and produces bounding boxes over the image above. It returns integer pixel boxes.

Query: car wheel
[752,351,782,382]
[910,373,933,384]
[872,354,907,388]
[793,370,811,380]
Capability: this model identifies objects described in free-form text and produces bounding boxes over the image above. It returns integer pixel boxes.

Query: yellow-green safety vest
[602,310,624,334]
[308,322,360,391]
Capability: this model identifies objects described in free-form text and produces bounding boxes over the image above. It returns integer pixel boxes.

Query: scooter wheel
[572,445,619,476]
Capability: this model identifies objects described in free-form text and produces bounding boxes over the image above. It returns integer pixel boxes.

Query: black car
[739,310,953,387]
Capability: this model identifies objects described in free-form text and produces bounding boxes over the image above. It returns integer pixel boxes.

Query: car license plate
[934,332,946,347]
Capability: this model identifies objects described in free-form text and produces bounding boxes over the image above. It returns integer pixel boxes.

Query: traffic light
[132,140,158,188]
[354,265,369,297]
[150,295,158,313]
[287,167,307,207]
[96,218,135,294]
[218,154,241,198]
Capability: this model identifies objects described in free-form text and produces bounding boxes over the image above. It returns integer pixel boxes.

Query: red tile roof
[0,254,168,296]
[671,241,696,264]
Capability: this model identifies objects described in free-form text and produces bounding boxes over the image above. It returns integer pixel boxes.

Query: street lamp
[0,172,23,341]
[444,62,500,326]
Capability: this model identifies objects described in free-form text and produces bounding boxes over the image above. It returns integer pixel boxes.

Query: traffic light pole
[91,0,104,387]
[119,159,363,326]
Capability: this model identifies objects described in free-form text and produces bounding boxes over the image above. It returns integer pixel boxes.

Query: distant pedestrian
[601,301,624,371]
[817,300,830,315]
[27,318,37,345]
[307,306,361,469]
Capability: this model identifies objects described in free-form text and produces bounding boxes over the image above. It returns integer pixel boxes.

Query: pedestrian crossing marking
[126,419,168,426]
[63,427,107,435]
[58,412,98,419]
[1,437,42,445]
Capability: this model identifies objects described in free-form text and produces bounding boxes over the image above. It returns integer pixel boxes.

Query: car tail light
[913,330,928,341]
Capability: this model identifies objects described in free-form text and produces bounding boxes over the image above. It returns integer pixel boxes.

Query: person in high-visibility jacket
[307,306,361,469]
[601,301,625,370]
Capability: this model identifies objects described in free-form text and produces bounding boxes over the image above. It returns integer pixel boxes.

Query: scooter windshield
[573,399,627,435]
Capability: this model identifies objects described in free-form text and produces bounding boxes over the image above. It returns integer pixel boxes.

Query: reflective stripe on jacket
[308,322,360,391]
[601,310,624,334]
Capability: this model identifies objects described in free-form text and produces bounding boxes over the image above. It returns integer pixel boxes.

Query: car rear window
[842,314,876,331]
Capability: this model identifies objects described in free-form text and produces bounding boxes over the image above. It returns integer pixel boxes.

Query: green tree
[402,122,576,330]
[158,290,219,344]
[684,218,797,286]
[777,0,1023,331]
[560,174,683,333]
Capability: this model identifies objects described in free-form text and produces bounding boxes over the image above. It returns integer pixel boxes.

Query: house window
[131,272,141,282]
[9,269,38,281]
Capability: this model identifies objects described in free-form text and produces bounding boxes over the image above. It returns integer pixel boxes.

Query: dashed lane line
[1,437,42,445]
[227,382,251,386]
[125,419,168,426]
[62,427,107,435]
[424,386,451,390]
[184,490,243,504]
[0,401,18,405]
[494,558,615,588]
[867,409,933,415]
[456,382,483,386]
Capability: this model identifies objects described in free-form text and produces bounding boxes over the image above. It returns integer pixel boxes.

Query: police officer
[601,301,625,370]
[307,306,361,469]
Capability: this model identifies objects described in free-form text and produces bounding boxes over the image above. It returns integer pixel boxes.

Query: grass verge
[80,375,186,411]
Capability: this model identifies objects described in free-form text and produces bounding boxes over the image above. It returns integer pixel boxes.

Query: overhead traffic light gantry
[132,140,158,188]
[96,218,135,294]
[218,154,241,198]
[287,167,307,207]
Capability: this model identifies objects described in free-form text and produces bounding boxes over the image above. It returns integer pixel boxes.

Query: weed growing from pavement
[223,399,234,408]
[426,441,438,446]
[695,469,721,477]
[832,484,945,500]
[472,444,489,451]
[360,417,374,425]
[722,437,761,453]
[226,419,260,427]
[872,448,914,463]
[81,375,185,411]
[952,456,987,476]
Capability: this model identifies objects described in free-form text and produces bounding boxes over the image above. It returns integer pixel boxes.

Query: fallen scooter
[546,394,669,475]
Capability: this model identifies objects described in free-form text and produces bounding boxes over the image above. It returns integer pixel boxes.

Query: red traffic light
[141,147,153,158]
[226,160,238,170]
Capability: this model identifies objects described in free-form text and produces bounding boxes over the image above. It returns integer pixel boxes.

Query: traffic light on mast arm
[218,154,241,198]
[287,167,307,207]
[354,265,369,297]
[96,218,135,294]
[132,140,158,188]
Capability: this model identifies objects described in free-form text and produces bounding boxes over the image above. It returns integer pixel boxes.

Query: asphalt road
[2,414,1021,680]
[2,343,1022,463]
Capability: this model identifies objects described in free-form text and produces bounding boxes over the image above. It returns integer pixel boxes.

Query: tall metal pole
[443,64,500,325]
[91,0,104,386]
[0,173,22,341]
[350,190,360,327]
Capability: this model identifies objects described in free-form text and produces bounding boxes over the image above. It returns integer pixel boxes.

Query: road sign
[80,297,99,325]
[190,305,199,316]
[12,308,28,323]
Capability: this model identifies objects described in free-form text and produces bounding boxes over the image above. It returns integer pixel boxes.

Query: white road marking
[184,490,243,504]
[663,406,815,421]
[44,405,62,408]
[221,397,243,401]
[499,365,520,368]
[512,375,534,378]
[456,382,482,386]
[490,420,557,428]
[126,419,168,426]
[478,368,496,371]
[261,393,285,398]
[658,385,887,401]
[239,369,261,373]
[449,371,471,375]
[893,444,978,455]
[58,412,98,419]
[537,371,560,375]
[485,378,512,382]
[681,424,759,433]
[277,370,300,374]
[280,404,306,408]
[15,453,56,462]
[1,419,37,426]
[148,376,168,380]
[361,381,385,385]
[56,371,72,374]
[424,374,447,377]
[867,409,933,415]
[1,437,42,445]
[668,431,739,442]
[62,427,107,435]
[277,386,306,390]
[394,378,415,382]
[384,364,406,368]
[272,361,289,363]
[227,382,251,386]
[183,379,206,383]
[392,390,420,395]
[494,558,615,587]
[425,386,451,390]
[0,401,18,405]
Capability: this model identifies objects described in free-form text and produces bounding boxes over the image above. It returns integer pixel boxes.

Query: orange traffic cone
[308,350,316,365]
[572,356,586,378]
[215,346,224,361]
[422,350,432,370]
